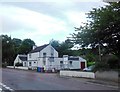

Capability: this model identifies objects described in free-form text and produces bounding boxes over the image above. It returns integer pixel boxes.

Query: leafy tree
[49,39,74,57]
[49,39,60,51]
[1,35,15,65]
[18,39,35,54]
[72,2,120,58]
[12,38,22,55]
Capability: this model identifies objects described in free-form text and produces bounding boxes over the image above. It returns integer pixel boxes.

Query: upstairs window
[43,53,46,57]
[51,53,53,57]
[60,61,63,64]
[43,61,46,65]
[29,62,31,66]
[29,54,31,58]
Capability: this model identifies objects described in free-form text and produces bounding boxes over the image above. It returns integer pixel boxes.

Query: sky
[0,0,107,46]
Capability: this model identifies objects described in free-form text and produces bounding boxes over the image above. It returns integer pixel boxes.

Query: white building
[14,44,87,71]
[14,54,27,67]
[60,55,87,70]
[27,44,60,70]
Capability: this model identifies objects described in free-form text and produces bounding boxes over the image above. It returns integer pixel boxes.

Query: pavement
[1,68,119,91]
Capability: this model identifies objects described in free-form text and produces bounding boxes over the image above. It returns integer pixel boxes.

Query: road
[1,68,118,91]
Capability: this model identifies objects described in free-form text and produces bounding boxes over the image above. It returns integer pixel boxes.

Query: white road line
[86,82,118,89]
[0,82,14,91]
[0,88,2,91]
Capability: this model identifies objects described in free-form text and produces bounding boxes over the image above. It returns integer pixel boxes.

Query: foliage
[72,2,120,57]
[1,35,35,66]
[1,35,15,65]
[94,54,119,72]
[18,39,35,54]
[49,39,60,51]
[50,39,74,57]
[87,61,95,67]
[15,62,23,67]
[2,63,7,68]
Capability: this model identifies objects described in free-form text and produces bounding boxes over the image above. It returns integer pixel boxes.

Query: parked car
[83,65,95,72]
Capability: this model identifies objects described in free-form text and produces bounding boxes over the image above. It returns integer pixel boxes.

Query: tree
[57,39,74,57]
[1,35,15,65]
[18,39,35,54]
[49,39,74,57]
[72,2,120,57]
[12,38,22,55]
[49,39,60,51]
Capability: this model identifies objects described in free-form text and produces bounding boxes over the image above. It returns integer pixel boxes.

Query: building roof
[68,56,86,61]
[19,56,27,61]
[68,57,79,61]
[29,44,49,53]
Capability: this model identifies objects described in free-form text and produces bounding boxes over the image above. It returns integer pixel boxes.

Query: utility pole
[98,43,101,62]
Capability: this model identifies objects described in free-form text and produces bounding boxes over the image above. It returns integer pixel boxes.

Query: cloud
[1,4,68,35]
[0,2,107,45]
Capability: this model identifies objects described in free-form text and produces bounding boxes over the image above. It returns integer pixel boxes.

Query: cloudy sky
[0,0,107,46]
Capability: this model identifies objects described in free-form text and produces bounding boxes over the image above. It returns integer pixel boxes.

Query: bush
[106,55,119,69]
[87,61,95,67]
[93,54,119,72]
[2,63,7,68]
[15,62,23,67]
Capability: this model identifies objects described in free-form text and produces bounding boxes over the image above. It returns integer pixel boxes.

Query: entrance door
[81,62,85,69]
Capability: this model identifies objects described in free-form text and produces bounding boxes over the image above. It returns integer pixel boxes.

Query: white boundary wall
[60,70,95,79]
[7,66,28,70]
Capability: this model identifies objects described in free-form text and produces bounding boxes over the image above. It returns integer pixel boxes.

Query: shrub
[87,61,95,67]
[15,62,23,67]
[106,55,119,69]
[93,54,119,72]
[2,63,7,68]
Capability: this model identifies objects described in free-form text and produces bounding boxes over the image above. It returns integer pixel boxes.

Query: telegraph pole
[98,43,102,62]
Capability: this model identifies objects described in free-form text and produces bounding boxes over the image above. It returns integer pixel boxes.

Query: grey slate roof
[19,56,27,61]
[68,57,79,61]
[29,44,49,53]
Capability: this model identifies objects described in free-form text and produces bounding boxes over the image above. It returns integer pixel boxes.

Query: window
[24,62,26,66]
[51,53,53,56]
[34,62,36,63]
[29,62,31,66]
[29,54,31,58]
[70,61,72,66]
[60,61,63,64]
[43,61,46,65]
[43,53,46,57]
[60,61,63,69]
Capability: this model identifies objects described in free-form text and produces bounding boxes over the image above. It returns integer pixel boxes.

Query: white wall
[37,45,59,70]
[23,61,28,67]
[60,70,95,79]
[14,55,22,66]
[69,61,80,69]
[28,52,39,61]
[40,45,58,58]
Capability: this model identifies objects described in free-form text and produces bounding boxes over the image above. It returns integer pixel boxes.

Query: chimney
[33,45,37,50]
[63,55,68,61]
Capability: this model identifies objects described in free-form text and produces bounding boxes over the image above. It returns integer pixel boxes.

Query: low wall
[95,71,119,82]
[60,70,95,79]
[15,67,28,70]
[7,66,14,68]
[7,66,28,70]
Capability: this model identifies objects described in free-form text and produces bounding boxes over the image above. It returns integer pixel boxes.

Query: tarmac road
[1,68,119,91]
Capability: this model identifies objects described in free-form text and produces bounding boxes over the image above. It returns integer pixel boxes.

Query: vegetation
[70,2,120,71]
[1,2,119,71]
[15,62,23,67]
[1,35,35,66]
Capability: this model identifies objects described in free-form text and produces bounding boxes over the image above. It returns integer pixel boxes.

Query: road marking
[0,88,2,91]
[0,82,14,91]
[86,81,118,89]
